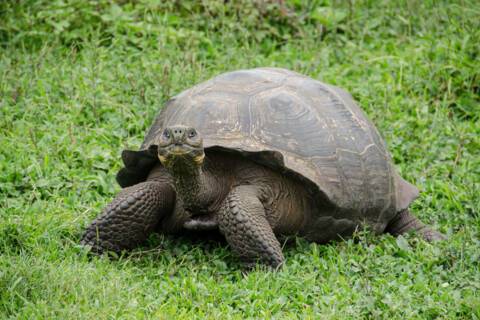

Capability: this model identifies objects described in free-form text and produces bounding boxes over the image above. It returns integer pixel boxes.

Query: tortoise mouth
[164,143,200,154]
[170,146,189,155]
[157,143,205,167]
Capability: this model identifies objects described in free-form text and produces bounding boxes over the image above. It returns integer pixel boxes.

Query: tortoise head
[157,125,205,169]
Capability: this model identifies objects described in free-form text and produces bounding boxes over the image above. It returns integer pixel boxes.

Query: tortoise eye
[188,129,197,138]
[163,129,170,139]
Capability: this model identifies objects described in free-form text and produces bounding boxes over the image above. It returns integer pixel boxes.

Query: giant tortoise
[81,67,444,267]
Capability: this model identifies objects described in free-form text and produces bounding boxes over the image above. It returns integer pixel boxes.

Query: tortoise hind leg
[81,180,175,254]
[385,209,446,241]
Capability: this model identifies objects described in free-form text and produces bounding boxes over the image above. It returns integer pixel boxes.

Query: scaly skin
[219,185,285,267]
[81,181,174,254]
[385,209,446,241]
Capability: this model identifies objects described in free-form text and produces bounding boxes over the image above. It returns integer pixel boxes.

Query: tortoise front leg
[218,185,284,268]
[81,180,175,254]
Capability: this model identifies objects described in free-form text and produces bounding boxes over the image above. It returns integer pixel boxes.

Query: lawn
[0,1,479,319]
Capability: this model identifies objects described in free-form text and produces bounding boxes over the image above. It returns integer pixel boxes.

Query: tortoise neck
[169,159,211,211]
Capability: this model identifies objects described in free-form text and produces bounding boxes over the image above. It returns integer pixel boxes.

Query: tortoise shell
[117,68,419,233]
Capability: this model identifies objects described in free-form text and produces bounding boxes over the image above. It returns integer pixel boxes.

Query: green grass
[1,0,479,318]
